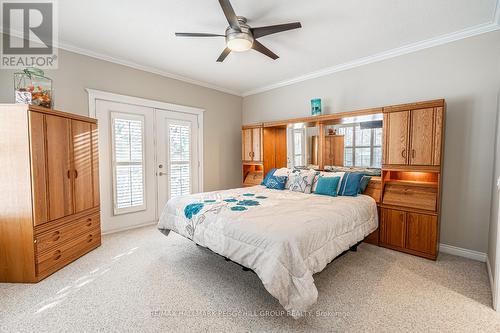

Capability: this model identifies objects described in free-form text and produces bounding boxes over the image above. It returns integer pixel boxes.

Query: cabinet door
[323,136,333,166]
[406,212,437,256]
[410,108,434,165]
[384,111,409,165]
[28,112,48,225]
[252,128,262,161]
[381,208,406,249]
[71,120,94,213]
[91,123,100,207]
[242,129,252,161]
[331,135,344,166]
[46,115,73,220]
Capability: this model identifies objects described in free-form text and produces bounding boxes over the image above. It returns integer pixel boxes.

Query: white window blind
[169,123,191,198]
[111,113,146,214]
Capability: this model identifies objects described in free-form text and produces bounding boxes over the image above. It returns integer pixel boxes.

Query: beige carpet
[1,225,499,332]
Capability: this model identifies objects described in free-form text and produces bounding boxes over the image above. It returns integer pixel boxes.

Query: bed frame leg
[349,244,358,252]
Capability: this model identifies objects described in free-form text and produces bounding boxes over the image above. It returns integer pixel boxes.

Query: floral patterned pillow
[287,169,317,194]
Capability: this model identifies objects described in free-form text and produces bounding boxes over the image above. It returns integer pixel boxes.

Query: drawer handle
[87,234,93,243]
[52,250,62,261]
[51,231,61,241]
[86,222,92,227]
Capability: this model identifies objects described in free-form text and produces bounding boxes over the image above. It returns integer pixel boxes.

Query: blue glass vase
[311,98,322,116]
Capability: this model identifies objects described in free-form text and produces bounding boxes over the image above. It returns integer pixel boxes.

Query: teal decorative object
[311,98,322,116]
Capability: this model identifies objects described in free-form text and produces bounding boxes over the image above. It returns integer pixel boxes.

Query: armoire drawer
[382,183,437,211]
[36,228,101,275]
[35,213,100,253]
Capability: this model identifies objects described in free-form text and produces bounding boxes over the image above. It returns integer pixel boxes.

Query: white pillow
[287,169,317,194]
[273,167,292,177]
[312,171,345,193]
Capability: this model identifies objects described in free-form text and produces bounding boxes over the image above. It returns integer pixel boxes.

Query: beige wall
[243,30,500,253]
[0,47,243,191]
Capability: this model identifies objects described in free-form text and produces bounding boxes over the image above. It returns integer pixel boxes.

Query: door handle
[401,149,407,158]
[411,149,416,159]
[74,170,78,178]
[158,172,167,176]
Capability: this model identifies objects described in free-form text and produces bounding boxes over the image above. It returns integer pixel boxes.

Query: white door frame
[87,89,204,232]
[87,89,204,193]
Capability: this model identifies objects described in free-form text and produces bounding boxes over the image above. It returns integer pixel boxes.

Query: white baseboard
[439,243,487,262]
[487,256,497,311]
[101,221,158,235]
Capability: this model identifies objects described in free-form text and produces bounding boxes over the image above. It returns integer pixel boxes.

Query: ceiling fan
[175,0,302,62]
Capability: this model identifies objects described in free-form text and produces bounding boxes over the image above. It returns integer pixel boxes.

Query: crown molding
[57,41,242,97]
[242,19,500,97]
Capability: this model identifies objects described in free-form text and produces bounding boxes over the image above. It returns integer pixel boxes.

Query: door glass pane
[112,114,145,214]
[169,123,191,197]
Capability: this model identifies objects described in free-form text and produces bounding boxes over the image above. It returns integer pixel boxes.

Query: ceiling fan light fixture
[227,37,253,52]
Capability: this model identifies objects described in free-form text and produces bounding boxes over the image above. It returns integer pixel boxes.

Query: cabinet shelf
[383,180,438,188]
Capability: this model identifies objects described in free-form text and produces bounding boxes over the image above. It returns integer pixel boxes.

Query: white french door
[94,99,202,233]
[156,110,199,211]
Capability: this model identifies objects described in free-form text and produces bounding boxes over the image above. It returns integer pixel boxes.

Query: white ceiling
[57,0,499,96]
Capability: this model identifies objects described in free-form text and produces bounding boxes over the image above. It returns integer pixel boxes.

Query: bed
[157,185,378,316]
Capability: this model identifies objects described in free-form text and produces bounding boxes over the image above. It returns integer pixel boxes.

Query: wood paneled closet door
[409,108,434,165]
[45,115,74,220]
[71,120,94,213]
[384,111,409,165]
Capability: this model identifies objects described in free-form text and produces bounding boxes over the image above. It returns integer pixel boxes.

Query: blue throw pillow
[314,176,341,197]
[338,172,365,196]
[261,168,277,185]
[265,175,287,190]
[358,175,372,194]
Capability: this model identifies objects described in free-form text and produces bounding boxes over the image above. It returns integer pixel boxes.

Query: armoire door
[384,111,409,165]
[45,114,74,220]
[409,108,434,165]
[71,120,94,213]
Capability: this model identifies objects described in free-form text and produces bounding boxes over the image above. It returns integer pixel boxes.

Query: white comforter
[157,185,378,316]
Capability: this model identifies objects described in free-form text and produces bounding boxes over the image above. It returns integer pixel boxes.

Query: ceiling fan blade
[218,0,241,31]
[175,33,225,37]
[252,40,279,60]
[251,22,302,39]
[217,47,231,62]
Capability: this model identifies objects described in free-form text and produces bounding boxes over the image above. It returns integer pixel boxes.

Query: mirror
[323,113,383,169]
[286,123,320,169]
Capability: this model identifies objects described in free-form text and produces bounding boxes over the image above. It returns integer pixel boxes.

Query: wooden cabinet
[262,126,287,176]
[323,135,344,166]
[383,106,444,167]
[381,208,406,249]
[384,111,409,165]
[242,126,262,162]
[380,208,437,259]
[0,104,101,283]
[406,212,437,255]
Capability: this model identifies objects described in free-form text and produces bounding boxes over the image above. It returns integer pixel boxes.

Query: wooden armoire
[0,104,101,282]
